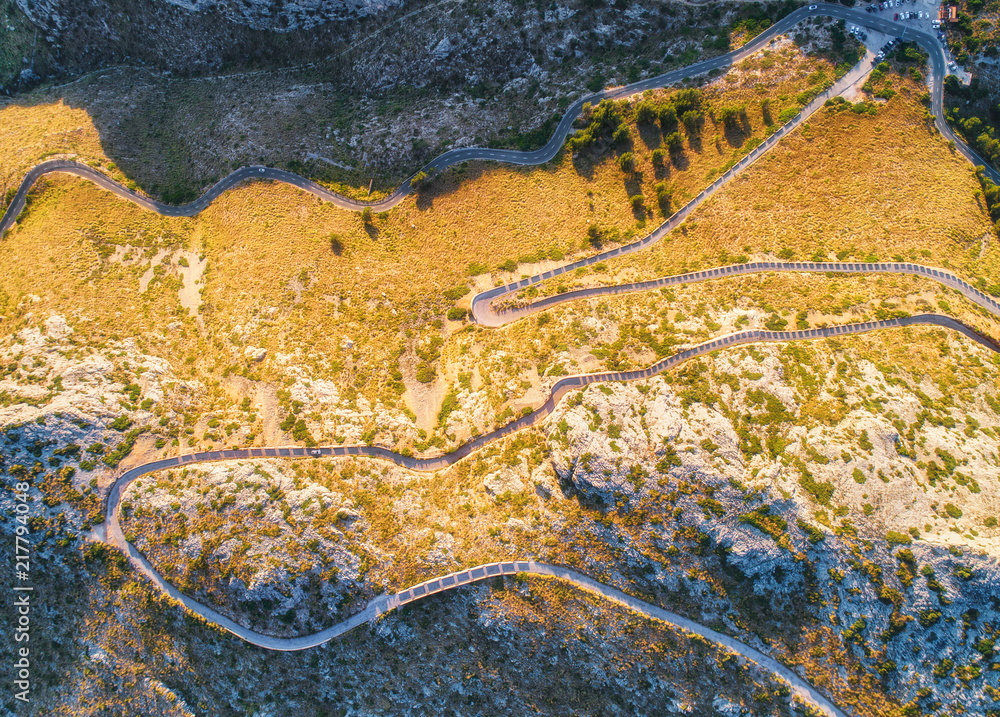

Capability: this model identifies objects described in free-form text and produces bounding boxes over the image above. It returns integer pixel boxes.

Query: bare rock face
[550,381,742,502]
[18,0,400,32]
[11,0,402,77]
[171,0,404,29]
[483,469,526,496]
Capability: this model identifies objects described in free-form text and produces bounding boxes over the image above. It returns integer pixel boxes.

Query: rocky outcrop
[17,0,401,33]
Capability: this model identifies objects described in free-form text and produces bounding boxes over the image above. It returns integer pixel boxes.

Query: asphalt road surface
[101,554,849,716]
[14,5,995,711]
[102,312,999,717]
[1,3,995,239]
[473,260,1000,326]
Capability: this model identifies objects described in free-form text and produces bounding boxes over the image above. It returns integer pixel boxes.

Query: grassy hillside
[0,38,844,414]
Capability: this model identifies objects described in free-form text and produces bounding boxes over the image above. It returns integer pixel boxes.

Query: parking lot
[858,0,970,81]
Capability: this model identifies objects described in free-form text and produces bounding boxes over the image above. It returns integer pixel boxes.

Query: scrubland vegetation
[550,68,997,299]
[123,318,1000,714]
[11,538,809,715]
[7,12,1000,716]
[0,36,857,440]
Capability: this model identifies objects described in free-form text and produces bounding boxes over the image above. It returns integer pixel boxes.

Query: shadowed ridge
[98,316,995,711]
[6,5,992,240]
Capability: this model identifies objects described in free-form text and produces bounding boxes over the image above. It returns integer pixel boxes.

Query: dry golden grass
[599,76,997,285]
[0,40,838,413]
[0,179,194,336]
[7,47,994,454]
[0,100,118,191]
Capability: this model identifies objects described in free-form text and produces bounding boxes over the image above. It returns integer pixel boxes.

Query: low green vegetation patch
[738,505,788,541]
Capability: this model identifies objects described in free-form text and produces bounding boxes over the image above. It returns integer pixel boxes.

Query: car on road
[809,4,817,8]
[259,168,265,173]
[309,448,322,456]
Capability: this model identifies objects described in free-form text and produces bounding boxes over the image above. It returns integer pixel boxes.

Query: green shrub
[933,658,954,679]
[919,609,942,627]
[697,498,725,517]
[656,445,681,472]
[635,101,657,124]
[739,505,788,540]
[410,170,430,189]
[416,365,436,383]
[447,307,468,322]
[764,314,787,331]
[843,618,867,643]
[777,107,798,123]
[658,104,678,131]
[796,519,825,544]
[443,285,470,301]
[953,565,974,580]
[438,389,460,427]
[664,131,684,151]
[886,531,912,545]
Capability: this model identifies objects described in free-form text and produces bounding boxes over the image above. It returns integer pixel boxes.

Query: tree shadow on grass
[413,153,572,211]
[623,172,647,221]
[637,122,662,151]
[686,129,703,154]
[669,148,690,172]
[722,115,753,149]
[570,150,599,182]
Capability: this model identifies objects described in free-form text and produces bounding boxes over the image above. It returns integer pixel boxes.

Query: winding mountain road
[107,555,850,717]
[101,311,1000,717]
[2,4,995,240]
[17,4,996,712]
[472,259,1000,326]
